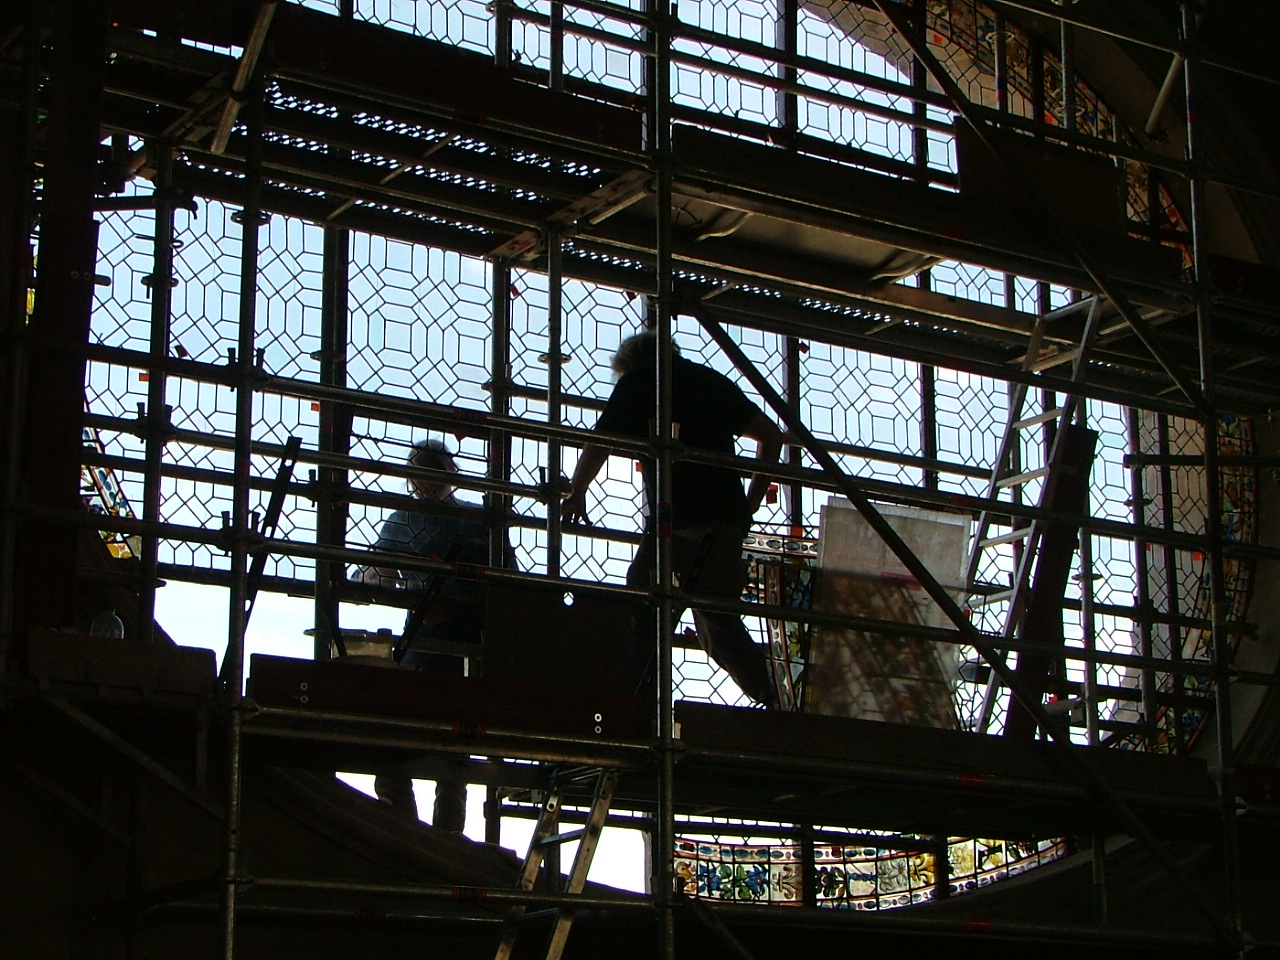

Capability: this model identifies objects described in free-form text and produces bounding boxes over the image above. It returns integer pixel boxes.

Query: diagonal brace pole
[243,434,302,625]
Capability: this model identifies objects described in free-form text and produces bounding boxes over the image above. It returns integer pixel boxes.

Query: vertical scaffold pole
[1181,3,1243,949]
[314,220,350,661]
[138,140,176,645]
[0,9,42,674]
[911,0,938,496]
[314,0,354,662]
[546,226,565,582]
[775,0,797,140]
[486,257,513,846]
[12,0,105,648]
[1126,406,1159,752]
[543,227,565,887]
[222,71,266,960]
[649,1,677,957]
[489,257,514,607]
[1155,413,1188,753]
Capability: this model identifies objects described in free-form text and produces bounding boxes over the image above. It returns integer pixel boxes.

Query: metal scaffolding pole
[648,2,677,957]
[1181,3,1243,948]
[1155,413,1190,753]
[0,10,41,676]
[487,256,514,848]
[221,71,266,960]
[1127,406,1160,751]
[488,257,515,632]
[137,140,177,645]
[546,224,565,579]
[313,0,354,662]
[313,219,351,661]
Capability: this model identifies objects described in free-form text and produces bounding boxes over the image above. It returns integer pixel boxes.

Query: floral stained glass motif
[674,835,1067,909]
[744,526,818,712]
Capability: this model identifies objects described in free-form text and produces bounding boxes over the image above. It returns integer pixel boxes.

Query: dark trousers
[626,521,775,707]
[373,769,467,833]
[378,635,469,832]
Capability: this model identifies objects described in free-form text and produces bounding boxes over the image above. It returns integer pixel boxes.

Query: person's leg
[433,764,468,833]
[679,523,776,707]
[374,774,420,822]
[403,633,470,830]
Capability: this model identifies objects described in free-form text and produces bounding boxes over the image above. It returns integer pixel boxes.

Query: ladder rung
[979,527,1031,549]
[995,466,1051,489]
[1012,407,1066,430]
[536,828,586,848]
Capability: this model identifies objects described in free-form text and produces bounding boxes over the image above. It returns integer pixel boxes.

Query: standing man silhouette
[561,332,783,707]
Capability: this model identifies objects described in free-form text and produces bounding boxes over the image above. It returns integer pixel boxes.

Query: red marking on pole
[457,562,487,581]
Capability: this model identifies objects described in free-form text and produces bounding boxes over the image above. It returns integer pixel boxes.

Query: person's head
[407,438,458,503]
[610,331,681,377]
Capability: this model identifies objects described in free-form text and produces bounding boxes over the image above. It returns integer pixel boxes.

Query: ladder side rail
[543,770,620,960]
[493,775,570,960]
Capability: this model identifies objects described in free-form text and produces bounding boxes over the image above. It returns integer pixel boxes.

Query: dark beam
[13,0,108,646]
[266,2,642,156]
[1003,423,1099,740]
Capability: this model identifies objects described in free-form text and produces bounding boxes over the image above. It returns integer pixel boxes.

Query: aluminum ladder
[493,765,619,960]
[966,295,1106,732]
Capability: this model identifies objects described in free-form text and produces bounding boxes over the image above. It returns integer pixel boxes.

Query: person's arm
[559,443,610,526]
[352,512,410,586]
[740,410,784,517]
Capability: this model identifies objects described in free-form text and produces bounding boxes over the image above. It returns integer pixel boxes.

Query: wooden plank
[248,654,647,740]
[671,125,1182,290]
[27,631,217,698]
[674,700,1215,801]
[269,3,641,154]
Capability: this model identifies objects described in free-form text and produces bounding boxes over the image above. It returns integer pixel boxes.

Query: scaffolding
[4,0,1280,958]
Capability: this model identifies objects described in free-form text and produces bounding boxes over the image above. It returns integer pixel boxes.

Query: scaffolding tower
[4,1,1280,958]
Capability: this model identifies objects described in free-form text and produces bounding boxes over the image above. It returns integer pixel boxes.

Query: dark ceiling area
[35,0,1280,417]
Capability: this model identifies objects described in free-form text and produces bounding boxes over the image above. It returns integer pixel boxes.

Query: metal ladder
[966,296,1106,732]
[493,766,619,960]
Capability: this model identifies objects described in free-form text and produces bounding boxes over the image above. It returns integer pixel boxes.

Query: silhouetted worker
[356,438,490,832]
[560,332,783,707]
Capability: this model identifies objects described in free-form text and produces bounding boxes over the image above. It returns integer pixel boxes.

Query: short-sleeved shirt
[371,506,490,644]
[594,355,761,530]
